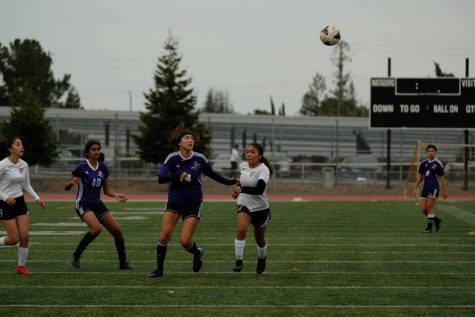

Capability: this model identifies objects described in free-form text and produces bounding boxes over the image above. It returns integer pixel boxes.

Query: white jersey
[230,148,241,163]
[236,162,270,212]
[0,157,40,201]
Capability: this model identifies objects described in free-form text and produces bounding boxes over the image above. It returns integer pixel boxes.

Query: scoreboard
[370,77,475,128]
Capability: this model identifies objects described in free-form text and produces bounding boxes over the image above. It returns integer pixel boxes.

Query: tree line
[0,35,455,165]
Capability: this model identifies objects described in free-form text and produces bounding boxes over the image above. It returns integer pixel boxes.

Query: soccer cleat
[71,255,81,268]
[119,260,133,270]
[233,259,244,272]
[148,269,164,278]
[435,218,442,232]
[256,256,266,274]
[192,247,204,272]
[16,265,32,275]
[423,227,432,233]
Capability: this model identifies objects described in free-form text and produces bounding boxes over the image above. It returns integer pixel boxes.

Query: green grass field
[1,200,475,317]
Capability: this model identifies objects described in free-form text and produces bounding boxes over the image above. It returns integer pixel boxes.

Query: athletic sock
[0,236,6,247]
[257,244,267,259]
[185,241,201,257]
[235,239,245,260]
[18,246,29,266]
[74,232,97,258]
[114,238,127,264]
[426,214,435,230]
[156,242,168,271]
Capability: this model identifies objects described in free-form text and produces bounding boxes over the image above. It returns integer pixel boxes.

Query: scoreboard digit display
[370,77,475,128]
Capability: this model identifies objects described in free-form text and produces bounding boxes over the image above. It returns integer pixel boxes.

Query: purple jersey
[72,160,110,208]
[418,158,444,191]
[158,151,213,203]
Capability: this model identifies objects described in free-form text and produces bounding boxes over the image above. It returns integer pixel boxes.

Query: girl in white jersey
[0,137,45,274]
[231,143,272,274]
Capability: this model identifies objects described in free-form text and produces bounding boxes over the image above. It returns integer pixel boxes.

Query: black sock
[426,217,434,229]
[185,242,200,257]
[74,232,97,258]
[156,243,167,271]
[115,239,127,264]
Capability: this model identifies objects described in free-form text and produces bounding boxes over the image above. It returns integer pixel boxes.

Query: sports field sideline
[36,192,475,202]
[1,198,475,317]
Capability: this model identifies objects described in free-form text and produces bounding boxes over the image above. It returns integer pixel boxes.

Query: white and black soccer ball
[319,24,341,46]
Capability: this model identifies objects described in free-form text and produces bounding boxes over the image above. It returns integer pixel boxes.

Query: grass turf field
[1,200,475,317]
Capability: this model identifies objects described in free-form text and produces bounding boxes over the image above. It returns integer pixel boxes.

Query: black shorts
[0,196,28,221]
[421,188,439,199]
[166,201,202,220]
[236,205,271,228]
[75,202,109,219]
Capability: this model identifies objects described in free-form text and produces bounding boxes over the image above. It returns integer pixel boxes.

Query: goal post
[404,140,421,199]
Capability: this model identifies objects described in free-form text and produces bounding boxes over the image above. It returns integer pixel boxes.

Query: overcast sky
[1,0,474,115]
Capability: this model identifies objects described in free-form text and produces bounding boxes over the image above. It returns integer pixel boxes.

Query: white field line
[1,258,475,264]
[0,304,474,309]
[0,271,474,275]
[20,242,475,247]
[2,285,475,290]
[438,205,475,226]
[19,248,475,254]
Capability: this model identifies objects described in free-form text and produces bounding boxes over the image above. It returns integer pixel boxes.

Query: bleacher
[0,107,472,164]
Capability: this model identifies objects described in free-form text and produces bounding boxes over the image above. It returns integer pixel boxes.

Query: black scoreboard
[370,77,475,128]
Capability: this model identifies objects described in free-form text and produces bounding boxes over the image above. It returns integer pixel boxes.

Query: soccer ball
[320,24,341,46]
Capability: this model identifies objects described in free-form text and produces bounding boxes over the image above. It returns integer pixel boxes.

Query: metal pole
[464,58,469,190]
[386,57,392,189]
[127,90,132,111]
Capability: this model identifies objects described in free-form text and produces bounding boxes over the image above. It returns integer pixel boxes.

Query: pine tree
[62,87,82,109]
[279,103,286,116]
[270,96,275,115]
[300,72,326,116]
[133,33,211,164]
[1,88,57,165]
[434,62,455,77]
[0,39,71,108]
[202,88,234,113]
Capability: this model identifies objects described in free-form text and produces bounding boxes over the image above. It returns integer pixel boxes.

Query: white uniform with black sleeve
[237,162,270,212]
[0,157,40,201]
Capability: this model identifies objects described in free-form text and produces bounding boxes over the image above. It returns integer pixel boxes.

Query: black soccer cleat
[148,269,164,278]
[256,256,266,274]
[119,260,133,270]
[434,218,442,232]
[193,247,204,272]
[233,259,244,272]
[71,255,80,268]
[423,222,433,233]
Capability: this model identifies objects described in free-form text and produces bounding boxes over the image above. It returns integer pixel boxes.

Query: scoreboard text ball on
[370,77,475,128]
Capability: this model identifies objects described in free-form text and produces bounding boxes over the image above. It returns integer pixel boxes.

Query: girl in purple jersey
[412,144,448,233]
[149,124,237,278]
[64,140,132,269]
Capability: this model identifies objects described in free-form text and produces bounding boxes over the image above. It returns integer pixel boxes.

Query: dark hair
[85,140,101,154]
[2,137,21,158]
[84,140,105,162]
[426,144,437,152]
[247,142,273,175]
[168,122,200,146]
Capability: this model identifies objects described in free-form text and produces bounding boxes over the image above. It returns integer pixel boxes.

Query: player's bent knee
[90,227,102,236]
